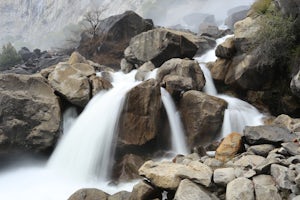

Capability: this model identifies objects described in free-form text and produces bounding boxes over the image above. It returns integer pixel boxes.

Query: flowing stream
[195,36,264,139]
[161,88,189,155]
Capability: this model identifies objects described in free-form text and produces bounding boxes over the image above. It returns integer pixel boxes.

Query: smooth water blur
[195,35,264,139]
[161,88,189,155]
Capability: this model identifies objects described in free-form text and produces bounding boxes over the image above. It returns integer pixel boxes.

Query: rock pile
[69,116,300,199]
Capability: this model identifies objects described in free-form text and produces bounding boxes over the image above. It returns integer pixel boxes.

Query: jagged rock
[174,179,215,200]
[176,161,213,187]
[226,177,255,200]
[234,167,256,179]
[281,142,300,156]
[209,59,231,81]
[180,90,227,146]
[135,61,155,81]
[48,62,91,107]
[68,188,108,200]
[120,58,134,74]
[254,157,282,174]
[203,158,224,168]
[118,79,161,146]
[0,74,61,153]
[138,161,183,190]
[18,47,34,62]
[71,63,95,77]
[89,75,113,96]
[243,125,294,145]
[213,168,236,186]
[253,175,281,200]
[271,164,294,190]
[272,114,300,132]
[157,58,206,94]
[215,132,243,162]
[78,11,153,69]
[130,181,159,200]
[115,154,145,181]
[234,17,261,52]
[199,25,232,39]
[233,155,266,168]
[225,8,249,30]
[247,144,276,157]
[68,51,88,65]
[108,191,130,200]
[124,28,198,68]
[215,37,236,59]
[139,160,213,190]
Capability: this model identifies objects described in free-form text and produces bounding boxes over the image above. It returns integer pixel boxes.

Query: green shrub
[0,43,22,70]
[252,6,296,64]
[251,0,272,14]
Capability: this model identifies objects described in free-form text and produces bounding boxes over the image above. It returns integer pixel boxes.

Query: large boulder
[215,132,243,162]
[139,160,212,190]
[48,62,92,107]
[243,125,295,145]
[118,79,161,146]
[156,58,206,97]
[78,11,153,69]
[179,90,227,147]
[225,6,249,30]
[48,52,97,107]
[124,28,198,68]
[0,74,61,153]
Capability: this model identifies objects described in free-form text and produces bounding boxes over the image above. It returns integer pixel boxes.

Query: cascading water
[62,107,78,134]
[195,35,264,139]
[48,70,139,182]
[161,88,189,155]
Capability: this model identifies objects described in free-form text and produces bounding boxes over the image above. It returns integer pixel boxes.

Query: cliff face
[0,0,255,50]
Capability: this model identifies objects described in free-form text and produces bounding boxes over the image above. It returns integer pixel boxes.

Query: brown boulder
[124,28,198,68]
[215,37,236,59]
[215,132,243,162]
[48,61,94,107]
[89,75,113,96]
[156,58,205,99]
[114,154,145,181]
[0,74,61,153]
[118,79,161,146]
[179,90,227,147]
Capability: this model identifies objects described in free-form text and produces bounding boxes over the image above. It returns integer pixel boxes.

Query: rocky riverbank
[1,0,300,199]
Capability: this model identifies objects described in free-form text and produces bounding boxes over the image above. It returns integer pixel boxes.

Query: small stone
[213,168,236,186]
[271,164,293,190]
[226,177,254,200]
[253,175,281,200]
[247,144,275,157]
[282,142,300,156]
[174,179,214,200]
[130,181,159,200]
[233,155,265,168]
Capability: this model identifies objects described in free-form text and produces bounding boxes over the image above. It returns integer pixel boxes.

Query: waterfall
[161,88,189,155]
[195,35,264,139]
[63,107,78,134]
[48,70,139,181]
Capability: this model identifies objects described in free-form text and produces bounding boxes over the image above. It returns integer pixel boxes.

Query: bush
[251,0,272,14]
[252,6,296,64]
[0,43,22,70]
